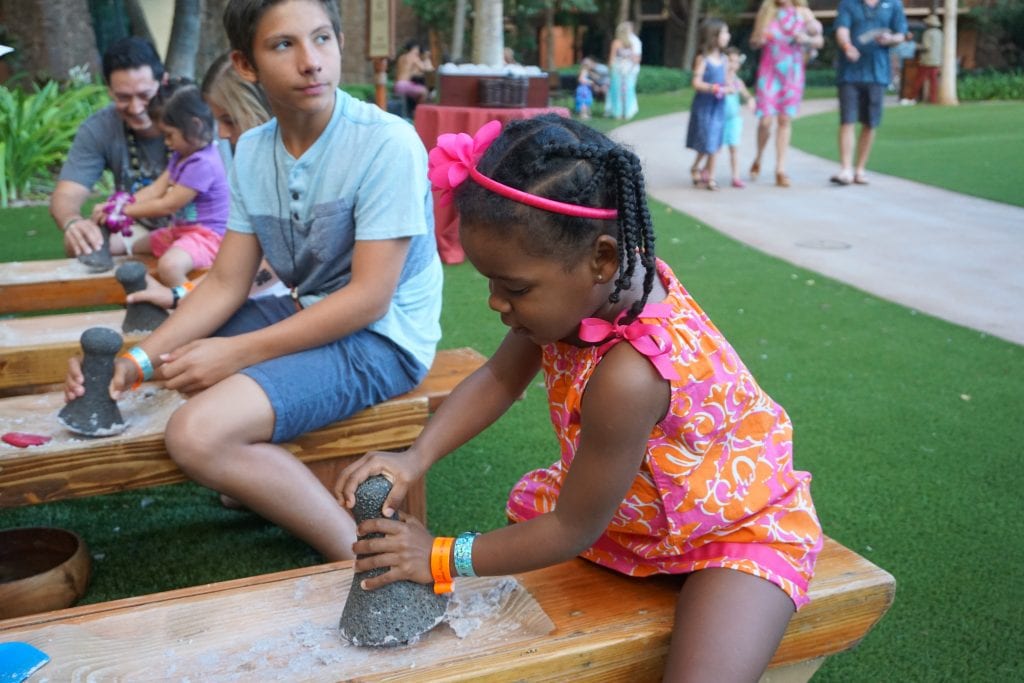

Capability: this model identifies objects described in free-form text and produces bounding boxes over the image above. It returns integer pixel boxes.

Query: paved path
[609,99,1024,346]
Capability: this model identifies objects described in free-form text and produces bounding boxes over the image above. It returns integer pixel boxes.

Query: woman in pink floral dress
[749,0,823,186]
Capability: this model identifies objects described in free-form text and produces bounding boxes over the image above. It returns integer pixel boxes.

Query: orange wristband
[119,352,144,391]
[431,536,455,594]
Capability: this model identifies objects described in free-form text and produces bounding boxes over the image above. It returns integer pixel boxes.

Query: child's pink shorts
[149,225,224,269]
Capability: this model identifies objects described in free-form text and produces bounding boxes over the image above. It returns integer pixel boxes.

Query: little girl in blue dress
[686,19,732,191]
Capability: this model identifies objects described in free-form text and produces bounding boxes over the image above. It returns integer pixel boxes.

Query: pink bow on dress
[578,303,680,381]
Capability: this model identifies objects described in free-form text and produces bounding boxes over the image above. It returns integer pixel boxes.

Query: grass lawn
[1,193,1021,679]
[791,100,1024,207]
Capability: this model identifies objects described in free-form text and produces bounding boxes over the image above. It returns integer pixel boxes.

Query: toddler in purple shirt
[101,80,229,286]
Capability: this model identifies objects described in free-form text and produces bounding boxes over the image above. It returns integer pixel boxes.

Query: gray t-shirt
[59,104,167,193]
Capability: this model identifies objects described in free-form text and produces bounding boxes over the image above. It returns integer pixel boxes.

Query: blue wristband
[453,532,479,577]
[126,346,154,381]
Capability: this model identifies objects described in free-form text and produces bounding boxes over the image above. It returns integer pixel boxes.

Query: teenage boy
[51,36,168,264]
[831,0,908,186]
[65,0,442,561]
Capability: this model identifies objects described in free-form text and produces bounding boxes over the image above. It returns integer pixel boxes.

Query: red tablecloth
[414,104,571,264]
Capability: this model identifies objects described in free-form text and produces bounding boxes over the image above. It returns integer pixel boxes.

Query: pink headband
[427,120,618,221]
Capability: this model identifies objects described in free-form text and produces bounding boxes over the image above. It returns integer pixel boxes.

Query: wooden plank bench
[0,310,139,392]
[0,255,206,315]
[0,347,486,522]
[0,536,894,681]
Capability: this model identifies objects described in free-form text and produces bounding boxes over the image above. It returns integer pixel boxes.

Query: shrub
[0,78,107,207]
[804,68,837,88]
[636,66,691,94]
[956,68,1024,101]
[341,83,376,102]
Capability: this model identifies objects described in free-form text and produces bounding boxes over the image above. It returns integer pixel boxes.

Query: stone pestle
[116,260,168,334]
[76,228,114,272]
[339,475,448,647]
[58,327,127,437]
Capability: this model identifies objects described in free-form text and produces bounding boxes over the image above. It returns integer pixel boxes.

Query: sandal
[691,168,703,186]
[830,170,853,186]
[705,178,720,191]
[732,178,746,189]
[749,160,760,182]
[854,172,870,185]
[776,172,791,188]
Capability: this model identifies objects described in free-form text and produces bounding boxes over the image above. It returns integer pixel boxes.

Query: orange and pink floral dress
[506,259,822,608]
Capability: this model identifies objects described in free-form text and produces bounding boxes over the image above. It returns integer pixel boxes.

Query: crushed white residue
[444,577,520,639]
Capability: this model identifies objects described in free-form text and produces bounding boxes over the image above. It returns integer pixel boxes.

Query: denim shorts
[216,296,428,443]
[838,82,885,129]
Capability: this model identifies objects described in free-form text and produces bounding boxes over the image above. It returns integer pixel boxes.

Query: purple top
[168,143,229,235]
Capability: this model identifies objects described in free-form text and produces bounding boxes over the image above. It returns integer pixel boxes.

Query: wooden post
[366,0,395,110]
[374,56,388,110]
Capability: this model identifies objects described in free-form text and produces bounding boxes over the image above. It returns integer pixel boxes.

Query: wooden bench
[0,536,894,681]
[0,310,138,392]
[0,255,205,315]
[0,347,486,522]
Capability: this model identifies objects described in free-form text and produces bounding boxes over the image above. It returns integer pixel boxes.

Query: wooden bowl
[0,527,92,619]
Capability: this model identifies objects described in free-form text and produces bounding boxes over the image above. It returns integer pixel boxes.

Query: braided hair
[455,114,657,320]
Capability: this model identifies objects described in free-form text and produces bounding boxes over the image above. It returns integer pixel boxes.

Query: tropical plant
[957,68,1024,101]
[0,78,107,206]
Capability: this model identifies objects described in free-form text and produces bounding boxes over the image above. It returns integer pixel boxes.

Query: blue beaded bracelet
[453,532,479,577]
[126,346,154,381]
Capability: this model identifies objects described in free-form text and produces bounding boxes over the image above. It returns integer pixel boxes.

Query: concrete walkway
[609,99,1024,346]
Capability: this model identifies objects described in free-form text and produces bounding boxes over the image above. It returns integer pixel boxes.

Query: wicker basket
[478,77,529,108]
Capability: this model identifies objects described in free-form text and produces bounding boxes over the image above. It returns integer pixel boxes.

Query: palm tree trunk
[472,0,503,66]
[937,0,958,105]
[452,0,468,61]
[0,0,100,81]
[682,0,702,70]
[164,0,201,80]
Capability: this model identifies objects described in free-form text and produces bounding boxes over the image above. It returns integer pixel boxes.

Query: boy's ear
[230,49,259,84]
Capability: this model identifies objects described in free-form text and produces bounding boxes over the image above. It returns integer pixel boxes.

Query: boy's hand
[352,514,435,589]
[108,355,138,401]
[64,355,136,402]
[158,337,246,394]
[843,43,861,62]
[335,449,428,518]
[63,356,86,403]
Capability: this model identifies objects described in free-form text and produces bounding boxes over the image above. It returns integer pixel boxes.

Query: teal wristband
[453,532,479,577]
[127,346,154,381]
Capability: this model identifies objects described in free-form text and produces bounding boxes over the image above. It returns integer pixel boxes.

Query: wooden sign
[366,0,394,58]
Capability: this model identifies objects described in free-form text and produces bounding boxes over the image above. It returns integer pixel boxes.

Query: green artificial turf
[4,93,1023,678]
[791,100,1024,207]
[1,197,1021,680]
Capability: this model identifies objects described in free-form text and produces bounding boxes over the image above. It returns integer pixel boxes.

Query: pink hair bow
[578,303,680,381]
[427,120,503,207]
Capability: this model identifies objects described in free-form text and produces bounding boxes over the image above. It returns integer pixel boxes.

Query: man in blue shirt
[831,0,908,186]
